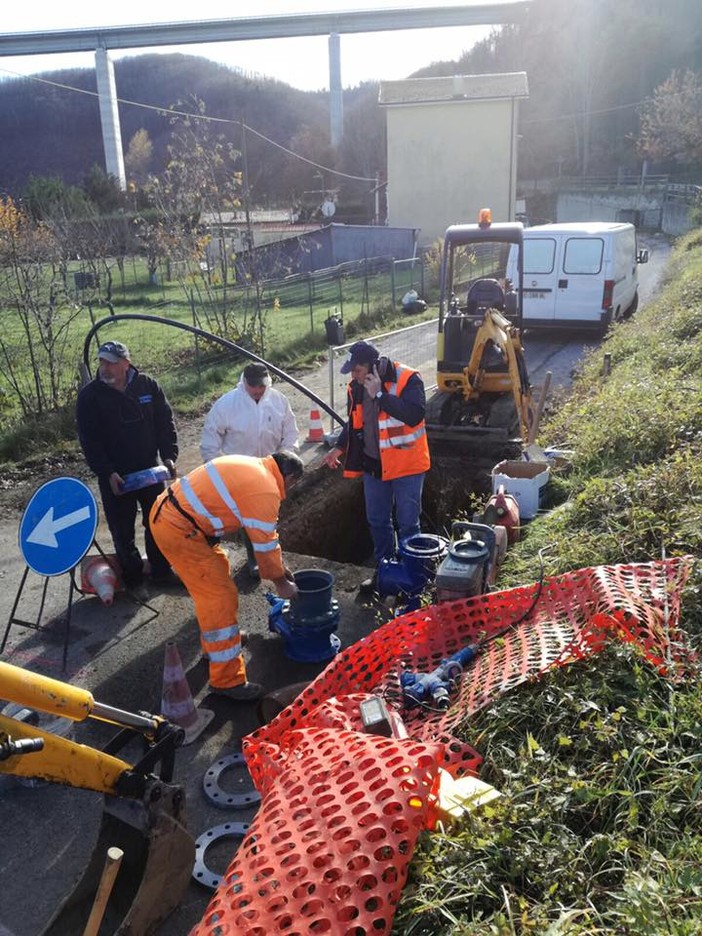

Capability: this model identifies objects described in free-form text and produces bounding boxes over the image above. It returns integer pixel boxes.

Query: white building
[379,72,529,246]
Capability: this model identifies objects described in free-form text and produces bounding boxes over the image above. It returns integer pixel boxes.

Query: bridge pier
[95,48,126,190]
[329,33,343,150]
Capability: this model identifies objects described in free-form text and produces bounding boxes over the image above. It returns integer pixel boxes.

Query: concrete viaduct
[0,3,527,189]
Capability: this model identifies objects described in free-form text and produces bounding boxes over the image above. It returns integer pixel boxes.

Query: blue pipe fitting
[266,569,341,663]
[377,533,449,604]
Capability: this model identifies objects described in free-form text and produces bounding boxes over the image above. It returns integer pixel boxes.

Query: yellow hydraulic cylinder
[0,660,93,720]
[0,713,130,792]
[0,661,161,735]
[0,661,168,792]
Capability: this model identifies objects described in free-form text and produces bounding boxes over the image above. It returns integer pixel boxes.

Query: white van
[508,222,649,332]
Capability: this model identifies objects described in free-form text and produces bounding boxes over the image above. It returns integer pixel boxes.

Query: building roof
[202,209,296,225]
[378,72,528,106]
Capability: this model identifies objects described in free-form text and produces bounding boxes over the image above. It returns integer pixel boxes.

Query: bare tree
[637,69,702,165]
[0,197,84,420]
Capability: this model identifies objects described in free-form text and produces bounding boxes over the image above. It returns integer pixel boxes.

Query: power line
[521,98,644,126]
[521,81,702,126]
[4,60,688,165]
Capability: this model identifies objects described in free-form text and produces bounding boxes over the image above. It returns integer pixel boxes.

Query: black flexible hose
[81,312,346,427]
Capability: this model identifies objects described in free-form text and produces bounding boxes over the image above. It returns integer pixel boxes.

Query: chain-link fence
[86,253,430,397]
[0,251,432,443]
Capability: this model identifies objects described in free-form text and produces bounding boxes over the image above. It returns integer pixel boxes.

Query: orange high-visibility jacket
[166,454,287,581]
[343,362,430,481]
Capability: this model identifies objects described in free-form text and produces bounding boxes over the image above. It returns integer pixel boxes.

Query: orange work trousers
[150,501,246,689]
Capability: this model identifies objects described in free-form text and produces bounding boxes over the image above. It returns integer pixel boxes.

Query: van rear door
[520,236,558,324]
[557,235,606,324]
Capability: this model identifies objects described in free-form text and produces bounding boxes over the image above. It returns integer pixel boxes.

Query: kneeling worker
[150,451,302,701]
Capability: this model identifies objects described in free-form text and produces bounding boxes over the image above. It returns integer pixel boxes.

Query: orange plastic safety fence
[248,559,692,784]
[192,558,693,936]
[193,727,443,936]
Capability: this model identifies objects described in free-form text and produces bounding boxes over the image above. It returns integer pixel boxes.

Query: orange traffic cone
[161,641,214,745]
[306,408,324,442]
[81,556,120,607]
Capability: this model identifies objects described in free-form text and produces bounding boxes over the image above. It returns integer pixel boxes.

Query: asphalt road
[0,233,670,936]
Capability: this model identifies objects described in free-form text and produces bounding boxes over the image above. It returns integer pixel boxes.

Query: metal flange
[202,752,262,809]
[193,821,250,890]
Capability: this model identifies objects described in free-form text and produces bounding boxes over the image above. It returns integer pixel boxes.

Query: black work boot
[209,682,262,701]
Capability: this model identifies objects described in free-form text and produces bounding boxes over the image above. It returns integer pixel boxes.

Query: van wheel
[623,291,639,319]
[598,309,613,337]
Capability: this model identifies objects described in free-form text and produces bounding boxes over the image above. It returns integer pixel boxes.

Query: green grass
[395,644,702,935]
[7,229,702,933]
[390,229,702,933]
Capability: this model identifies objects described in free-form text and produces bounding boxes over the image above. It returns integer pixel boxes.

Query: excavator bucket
[41,782,195,935]
[0,661,195,935]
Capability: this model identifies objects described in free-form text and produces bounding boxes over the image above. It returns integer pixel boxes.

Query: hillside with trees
[0,54,337,205]
[0,0,702,207]
[0,0,700,214]
[415,0,702,181]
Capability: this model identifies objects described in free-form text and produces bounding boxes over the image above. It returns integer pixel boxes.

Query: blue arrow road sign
[19,477,98,577]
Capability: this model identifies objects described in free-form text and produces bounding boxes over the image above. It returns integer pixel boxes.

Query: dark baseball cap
[243,362,269,386]
[340,340,380,374]
[97,340,130,363]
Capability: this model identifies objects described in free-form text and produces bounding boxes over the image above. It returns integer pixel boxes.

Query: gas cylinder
[484,485,520,544]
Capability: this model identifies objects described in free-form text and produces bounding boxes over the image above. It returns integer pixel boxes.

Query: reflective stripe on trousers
[150,504,246,688]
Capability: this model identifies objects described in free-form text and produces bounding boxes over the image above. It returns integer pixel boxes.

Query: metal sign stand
[5,477,160,670]
[0,538,159,671]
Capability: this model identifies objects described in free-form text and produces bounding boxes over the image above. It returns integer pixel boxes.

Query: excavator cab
[426,212,534,458]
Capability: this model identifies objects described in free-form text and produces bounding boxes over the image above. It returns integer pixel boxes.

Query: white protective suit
[200,374,299,461]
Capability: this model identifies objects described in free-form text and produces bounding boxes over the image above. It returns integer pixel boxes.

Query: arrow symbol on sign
[27,506,92,548]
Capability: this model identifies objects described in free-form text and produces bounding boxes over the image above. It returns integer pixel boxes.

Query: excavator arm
[0,660,195,935]
[464,308,535,443]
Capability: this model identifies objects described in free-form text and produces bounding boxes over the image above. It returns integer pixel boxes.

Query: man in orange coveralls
[150,451,302,701]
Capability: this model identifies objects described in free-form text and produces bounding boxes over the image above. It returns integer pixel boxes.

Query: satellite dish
[321,199,336,218]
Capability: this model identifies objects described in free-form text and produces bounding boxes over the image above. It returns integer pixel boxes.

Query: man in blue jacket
[76,340,179,588]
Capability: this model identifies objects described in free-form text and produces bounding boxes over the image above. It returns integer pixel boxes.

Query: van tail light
[602,280,614,310]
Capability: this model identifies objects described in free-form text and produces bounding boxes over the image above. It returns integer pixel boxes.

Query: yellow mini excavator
[0,660,195,935]
[425,211,535,460]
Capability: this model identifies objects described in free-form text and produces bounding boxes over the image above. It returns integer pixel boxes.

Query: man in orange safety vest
[323,340,430,593]
[150,451,302,701]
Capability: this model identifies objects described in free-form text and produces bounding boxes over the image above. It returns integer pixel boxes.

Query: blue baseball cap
[340,340,379,374]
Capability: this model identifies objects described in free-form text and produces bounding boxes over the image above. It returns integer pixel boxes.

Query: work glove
[163,459,177,479]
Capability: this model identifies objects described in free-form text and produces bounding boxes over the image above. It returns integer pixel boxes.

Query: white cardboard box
[492,459,550,520]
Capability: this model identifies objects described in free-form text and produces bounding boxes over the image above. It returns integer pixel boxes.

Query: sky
[0,1,499,92]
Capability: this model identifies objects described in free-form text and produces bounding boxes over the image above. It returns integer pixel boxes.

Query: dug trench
[277,450,507,563]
